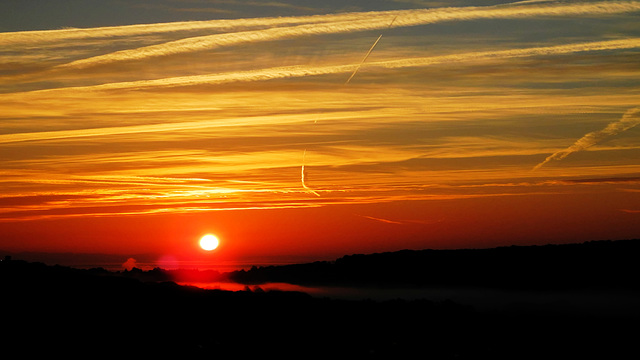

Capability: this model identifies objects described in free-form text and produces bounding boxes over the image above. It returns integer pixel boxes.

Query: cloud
[0,11,366,47]
[52,1,640,69]
[8,37,638,96]
[533,107,640,170]
[122,258,138,271]
[554,176,640,184]
[357,214,404,224]
[0,109,379,144]
[375,38,640,69]
[620,209,640,213]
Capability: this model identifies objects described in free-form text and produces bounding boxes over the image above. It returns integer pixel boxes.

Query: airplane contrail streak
[0,12,386,46]
[345,34,383,84]
[358,214,404,224]
[50,1,640,69]
[301,149,320,196]
[8,37,638,96]
[533,106,640,170]
[345,16,397,84]
[308,16,396,194]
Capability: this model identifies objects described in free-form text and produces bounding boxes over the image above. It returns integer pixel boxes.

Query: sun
[199,234,220,251]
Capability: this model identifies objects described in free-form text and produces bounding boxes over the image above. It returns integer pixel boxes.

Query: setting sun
[199,234,219,251]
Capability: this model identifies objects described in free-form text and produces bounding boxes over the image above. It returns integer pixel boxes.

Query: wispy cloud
[357,214,404,225]
[621,209,640,213]
[533,106,640,170]
[2,0,639,229]
[0,109,380,144]
[6,37,637,96]
[357,214,446,225]
[51,1,640,69]
[0,11,365,47]
[375,38,640,69]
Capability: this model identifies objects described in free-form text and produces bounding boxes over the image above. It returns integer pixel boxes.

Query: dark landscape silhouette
[3,239,639,358]
[228,239,640,290]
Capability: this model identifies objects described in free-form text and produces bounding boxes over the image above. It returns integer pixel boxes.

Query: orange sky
[1,1,639,265]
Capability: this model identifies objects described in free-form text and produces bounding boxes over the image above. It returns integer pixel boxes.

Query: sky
[1,0,639,265]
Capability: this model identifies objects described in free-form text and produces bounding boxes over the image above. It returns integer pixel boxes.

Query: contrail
[358,214,404,224]
[306,15,397,195]
[0,12,383,47]
[304,16,397,196]
[52,1,640,69]
[301,149,320,196]
[533,106,640,170]
[10,37,639,95]
[0,110,372,144]
[345,16,397,84]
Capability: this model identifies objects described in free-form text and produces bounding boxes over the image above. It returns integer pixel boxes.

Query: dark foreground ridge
[229,239,640,290]
[2,239,639,358]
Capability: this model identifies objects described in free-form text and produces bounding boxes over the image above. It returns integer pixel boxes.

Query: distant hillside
[0,250,152,268]
[0,256,487,358]
[229,239,640,290]
[2,247,638,358]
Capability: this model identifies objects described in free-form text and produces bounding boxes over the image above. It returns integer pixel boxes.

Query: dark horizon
[4,237,638,271]
[4,238,639,357]
[5,238,639,286]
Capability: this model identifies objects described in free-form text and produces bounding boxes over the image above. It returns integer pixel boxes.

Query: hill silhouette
[2,239,639,358]
[228,239,640,290]
[2,258,478,358]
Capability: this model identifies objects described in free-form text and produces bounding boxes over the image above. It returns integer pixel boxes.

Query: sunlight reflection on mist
[180,281,640,317]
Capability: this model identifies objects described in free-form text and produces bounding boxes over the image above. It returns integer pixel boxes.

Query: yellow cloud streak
[4,37,635,97]
[0,11,384,46]
[0,109,382,144]
[3,158,640,222]
[53,1,640,69]
[533,107,640,170]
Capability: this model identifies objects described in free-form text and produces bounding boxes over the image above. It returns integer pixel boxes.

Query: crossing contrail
[301,149,320,196]
[304,16,396,194]
[49,0,640,70]
[345,16,397,84]
[533,106,640,170]
[6,38,639,96]
[303,17,399,195]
